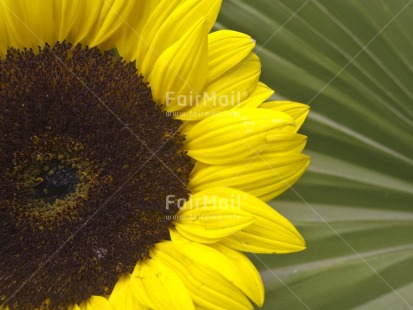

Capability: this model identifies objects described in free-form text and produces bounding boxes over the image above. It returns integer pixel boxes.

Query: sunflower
[0,1,310,309]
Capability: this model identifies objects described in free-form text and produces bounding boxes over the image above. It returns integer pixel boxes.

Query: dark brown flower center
[35,164,77,203]
[0,42,193,309]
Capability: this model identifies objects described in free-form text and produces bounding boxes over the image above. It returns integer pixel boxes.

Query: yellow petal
[0,5,9,56]
[154,241,254,309]
[187,188,305,254]
[114,0,159,61]
[149,18,208,110]
[169,226,192,243]
[85,0,136,49]
[131,0,183,67]
[190,154,310,202]
[176,53,261,120]
[131,258,195,310]
[174,189,256,243]
[222,230,305,254]
[185,109,294,165]
[0,0,133,50]
[0,0,70,49]
[109,275,148,310]
[67,0,103,45]
[171,83,275,135]
[139,0,221,78]
[211,243,264,307]
[261,101,310,131]
[236,82,275,109]
[261,132,308,155]
[133,0,220,69]
[203,0,222,31]
[206,30,256,84]
[179,120,198,135]
[78,296,113,310]
[212,196,305,253]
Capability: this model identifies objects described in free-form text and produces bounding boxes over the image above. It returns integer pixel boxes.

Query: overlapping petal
[153,241,263,309]
[0,0,79,49]
[126,0,221,69]
[236,82,275,109]
[113,0,156,61]
[206,30,256,84]
[138,0,221,78]
[70,296,113,310]
[173,188,256,243]
[131,259,195,310]
[82,0,136,48]
[177,53,261,120]
[109,275,148,310]
[0,0,134,51]
[149,18,208,110]
[261,100,310,131]
[185,108,295,164]
[174,188,305,253]
[178,82,275,135]
[0,5,8,56]
[210,243,264,307]
[190,153,310,202]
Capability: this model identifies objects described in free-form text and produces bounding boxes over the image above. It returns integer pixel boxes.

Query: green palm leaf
[218,1,413,309]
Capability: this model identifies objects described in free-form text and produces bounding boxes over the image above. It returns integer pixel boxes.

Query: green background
[217,1,413,309]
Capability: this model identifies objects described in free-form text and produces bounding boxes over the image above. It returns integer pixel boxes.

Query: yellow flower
[0,1,309,309]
